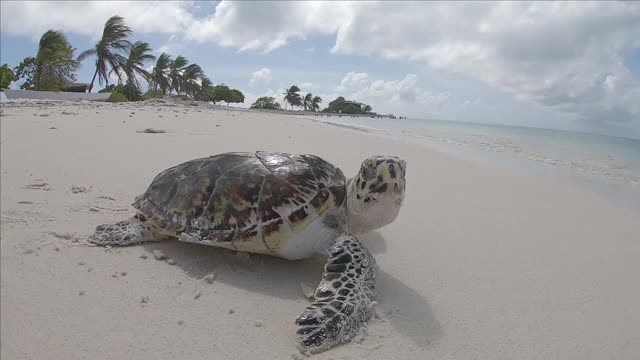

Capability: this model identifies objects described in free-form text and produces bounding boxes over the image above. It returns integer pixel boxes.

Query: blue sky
[1,1,639,138]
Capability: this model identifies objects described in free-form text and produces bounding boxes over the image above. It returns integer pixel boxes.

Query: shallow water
[303,115,640,210]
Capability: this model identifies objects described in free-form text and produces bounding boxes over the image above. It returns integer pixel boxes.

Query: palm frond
[76,48,97,62]
[76,15,132,90]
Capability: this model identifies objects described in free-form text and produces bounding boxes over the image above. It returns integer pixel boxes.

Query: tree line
[0,15,244,105]
[250,85,322,111]
[250,87,374,114]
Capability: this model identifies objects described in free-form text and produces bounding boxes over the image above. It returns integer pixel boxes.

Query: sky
[1,1,639,138]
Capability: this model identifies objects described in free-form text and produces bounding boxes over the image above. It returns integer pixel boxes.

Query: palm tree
[168,55,188,94]
[149,52,172,94]
[283,85,302,110]
[303,93,313,111]
[196,76,213,101]
[181,63,204,98]
[311,95,322,112]
[34,30,76,90]
[118,41,155,101]
[77,15,132,92]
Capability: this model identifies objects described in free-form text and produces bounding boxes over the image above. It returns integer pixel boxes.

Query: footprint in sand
[48,231,77,241]
[24,180,52,191]
[97,195,116,201]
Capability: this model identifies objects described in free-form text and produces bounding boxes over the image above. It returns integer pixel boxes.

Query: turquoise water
[304,115,640,209]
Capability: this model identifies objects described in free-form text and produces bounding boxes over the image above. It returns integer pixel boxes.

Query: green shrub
[143,89,164,99]
[107,92,128,102]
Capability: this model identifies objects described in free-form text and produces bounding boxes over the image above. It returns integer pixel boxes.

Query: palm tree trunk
[89,67,99,92]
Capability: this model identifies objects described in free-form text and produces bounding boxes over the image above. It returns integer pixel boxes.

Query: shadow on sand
[140,230,442,349]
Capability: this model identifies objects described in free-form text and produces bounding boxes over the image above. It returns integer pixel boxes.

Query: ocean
[303,115,640,210]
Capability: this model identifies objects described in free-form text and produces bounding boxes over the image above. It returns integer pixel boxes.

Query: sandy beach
[1,99,639,360]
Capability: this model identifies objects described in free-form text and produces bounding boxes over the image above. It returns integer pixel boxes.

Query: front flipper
[90,215,167,246]
[295,234,377,353]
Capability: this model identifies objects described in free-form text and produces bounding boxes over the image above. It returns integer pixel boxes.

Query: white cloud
[156,35,183,55]
[0,1,195,39]
[184,1,640,126]
[300,82,314,90]
[184,1,352,53]
[351,74,419,103]
[328,72,452,117]
[336,72,370,93]
[248,68,273,87]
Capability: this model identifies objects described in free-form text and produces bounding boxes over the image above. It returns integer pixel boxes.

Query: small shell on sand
[78,261,85,265]
[254,321,262,327]
[120,272,127,276]
[228,309,235,314]
[152,250,166,260]
[139,254,148,259]
[193,290,201,299]
[177,320,183,325]
[78,290,85,296]
[167,259,177,265]
[140,296,149,303]
[203,273,216,284]
[71,185,89,194]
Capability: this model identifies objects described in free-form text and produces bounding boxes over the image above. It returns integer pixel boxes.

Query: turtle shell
[133,151,346,254]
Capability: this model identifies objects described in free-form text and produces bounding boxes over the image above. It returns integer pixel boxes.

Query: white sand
[1,99,639,360]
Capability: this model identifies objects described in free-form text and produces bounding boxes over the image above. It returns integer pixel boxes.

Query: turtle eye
[362,166,376,180]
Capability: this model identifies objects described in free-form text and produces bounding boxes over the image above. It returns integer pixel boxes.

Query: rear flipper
[90,215,166,246]
[295,234,377,353]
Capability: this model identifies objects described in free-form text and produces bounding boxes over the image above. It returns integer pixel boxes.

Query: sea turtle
[90,151,407,353]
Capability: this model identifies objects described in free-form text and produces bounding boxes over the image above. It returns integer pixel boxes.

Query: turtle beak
[370,160,404,198]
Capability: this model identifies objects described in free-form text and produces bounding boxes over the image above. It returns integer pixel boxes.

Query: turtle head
[347,156,406,233]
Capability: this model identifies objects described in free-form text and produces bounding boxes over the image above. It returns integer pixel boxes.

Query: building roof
[344,100,368,107]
